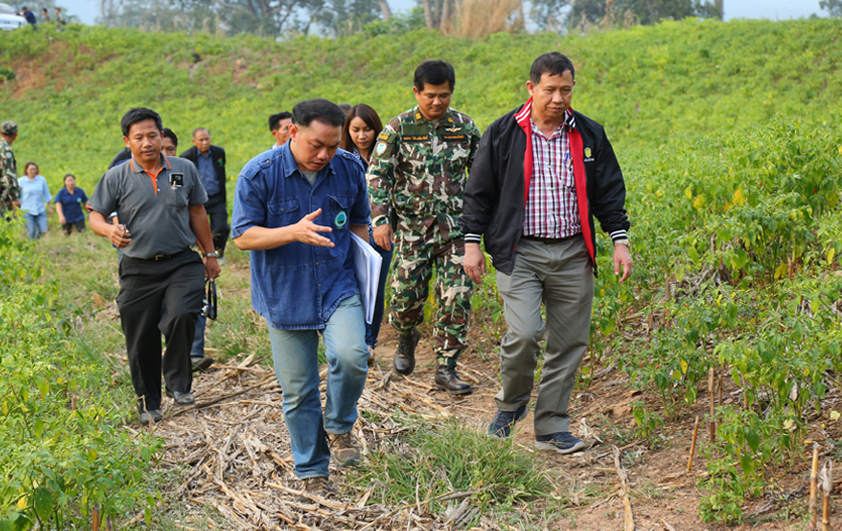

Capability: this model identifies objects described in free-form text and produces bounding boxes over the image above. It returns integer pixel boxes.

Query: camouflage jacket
[367,106,481,239]
[0,138,20,214]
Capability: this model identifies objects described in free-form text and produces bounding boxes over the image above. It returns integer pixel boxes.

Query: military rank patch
[376,142,388,156]
[378,133,390,141]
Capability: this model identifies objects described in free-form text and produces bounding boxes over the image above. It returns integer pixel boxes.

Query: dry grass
[451,0,523,38]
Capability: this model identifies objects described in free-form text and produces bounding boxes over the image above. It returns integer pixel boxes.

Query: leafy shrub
[0,220,161,530]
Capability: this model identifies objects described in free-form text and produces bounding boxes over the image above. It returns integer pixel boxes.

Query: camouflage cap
[1,122,17,135]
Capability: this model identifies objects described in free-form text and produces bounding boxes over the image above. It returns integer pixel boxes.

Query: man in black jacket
[180,128,229,263]
[461,52,632,454]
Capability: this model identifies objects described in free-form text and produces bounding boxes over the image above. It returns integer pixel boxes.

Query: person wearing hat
[0,121,22,218]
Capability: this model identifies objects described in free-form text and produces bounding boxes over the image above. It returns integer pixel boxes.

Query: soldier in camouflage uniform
[0,121,22,218]
[367,60,481,395]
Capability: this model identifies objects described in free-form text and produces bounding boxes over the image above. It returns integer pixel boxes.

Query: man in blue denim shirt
[232,99,371,498]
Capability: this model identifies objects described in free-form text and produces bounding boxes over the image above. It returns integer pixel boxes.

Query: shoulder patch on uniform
[375,142,388,156]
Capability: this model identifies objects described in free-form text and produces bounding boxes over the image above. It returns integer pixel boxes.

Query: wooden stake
[740,374,748,408]
[819,461,833,531]
[717,372,723,408]
[664,273,671,302]
[708,367,716,443]
[810,444,819,530]
[687,416,700,472]
[613,446,635,531]
[93,505,100,531]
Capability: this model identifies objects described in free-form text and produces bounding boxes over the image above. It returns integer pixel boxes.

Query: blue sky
[54,0,829,27]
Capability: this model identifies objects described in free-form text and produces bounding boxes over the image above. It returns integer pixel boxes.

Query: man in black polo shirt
[180,128,229,265]
[89,108,221,425]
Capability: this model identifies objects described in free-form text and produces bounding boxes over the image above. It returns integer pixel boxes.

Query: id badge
[169,173,184,189]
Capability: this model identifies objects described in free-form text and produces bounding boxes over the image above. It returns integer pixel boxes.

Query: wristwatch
[203,251,219,258]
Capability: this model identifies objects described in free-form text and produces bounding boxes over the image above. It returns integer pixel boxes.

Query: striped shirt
[523,111,581,239]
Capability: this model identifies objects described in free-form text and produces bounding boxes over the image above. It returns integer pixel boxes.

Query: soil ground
[75,244,839,530]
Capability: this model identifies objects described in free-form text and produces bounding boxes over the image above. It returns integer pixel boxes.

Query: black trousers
[205,193,230,257]
[117,249,205,411]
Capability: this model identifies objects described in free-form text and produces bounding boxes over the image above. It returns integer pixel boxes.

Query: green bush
[0,220,161,530]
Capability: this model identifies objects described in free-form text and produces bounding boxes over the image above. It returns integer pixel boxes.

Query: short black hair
[269,112,293,131]
[64,173,76,182]
[292,99,346,128]
[338,103,352,113]
[414,60,456,92]
[121,107,163,137]
[162,127,178,147]
[530,52,575,84]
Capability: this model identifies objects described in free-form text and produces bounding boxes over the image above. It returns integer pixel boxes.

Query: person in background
[0,121,21,219]
[269,112,292,150]
[54,174,88,235]
[18,162,53,239]
[340,104,392,359]
[40,8,49,22]
[20,7,37,28]
[161,128,179,157]
[180,128,230,265]
[54,7,66,25]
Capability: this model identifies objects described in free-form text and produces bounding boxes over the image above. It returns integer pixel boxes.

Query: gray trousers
[495,237,594,436]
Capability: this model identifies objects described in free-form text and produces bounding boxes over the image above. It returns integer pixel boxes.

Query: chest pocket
[166,186,189,208]
[328,195,352,231]
[268,198,300,226]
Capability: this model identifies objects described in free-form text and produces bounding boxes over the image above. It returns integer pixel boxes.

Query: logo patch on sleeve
[376,142,388,156]
[584,147,592,159]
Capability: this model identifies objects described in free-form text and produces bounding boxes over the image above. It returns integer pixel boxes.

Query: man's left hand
[204,256,221,280]
[613,244,632,283]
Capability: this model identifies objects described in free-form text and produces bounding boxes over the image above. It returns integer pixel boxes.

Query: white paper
[350,232,383,325]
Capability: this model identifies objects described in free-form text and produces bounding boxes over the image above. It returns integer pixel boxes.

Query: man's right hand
[373,224,394,251]
[294,208,334,247]
[463,242,487,285]
[109,223,132,248]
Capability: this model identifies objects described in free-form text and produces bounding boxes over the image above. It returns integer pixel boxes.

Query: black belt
[130,249,190,261]
[521,234,578,245]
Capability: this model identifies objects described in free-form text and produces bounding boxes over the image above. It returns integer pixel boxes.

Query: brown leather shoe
[393,328,420,375]
[329,431,361,465]
[300,476,333,502]
[434,365,472,396]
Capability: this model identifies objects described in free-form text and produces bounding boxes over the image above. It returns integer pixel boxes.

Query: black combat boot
[435,365,472,396]
[393,328,420,375]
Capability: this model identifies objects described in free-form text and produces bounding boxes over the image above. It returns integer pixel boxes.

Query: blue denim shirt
[231,144,371,330]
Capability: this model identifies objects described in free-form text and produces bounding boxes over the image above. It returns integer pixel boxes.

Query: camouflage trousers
[389,228,473,366]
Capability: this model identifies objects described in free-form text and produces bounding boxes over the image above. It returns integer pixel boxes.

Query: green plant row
[0,219,161,531]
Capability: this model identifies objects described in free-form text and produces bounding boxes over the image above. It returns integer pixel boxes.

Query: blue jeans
[365,240,393,348]
[24,212,48,239]
[190,313,206,357]
[268,295,369,479]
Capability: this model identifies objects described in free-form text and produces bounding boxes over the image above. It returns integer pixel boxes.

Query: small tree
[820,0,842,17]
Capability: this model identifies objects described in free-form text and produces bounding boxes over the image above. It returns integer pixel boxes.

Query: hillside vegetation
[3,17,842,527]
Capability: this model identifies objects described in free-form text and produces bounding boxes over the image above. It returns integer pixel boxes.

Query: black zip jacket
[461,104,629,276]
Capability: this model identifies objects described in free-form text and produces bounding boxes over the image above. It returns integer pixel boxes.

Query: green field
[3,16,842,527]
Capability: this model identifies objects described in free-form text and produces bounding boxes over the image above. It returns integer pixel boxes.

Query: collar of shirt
[280,142,335,182]
[411,105,458,127]
[130,154,172,195]
[198,147,213,158]
[529,109,575,140]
